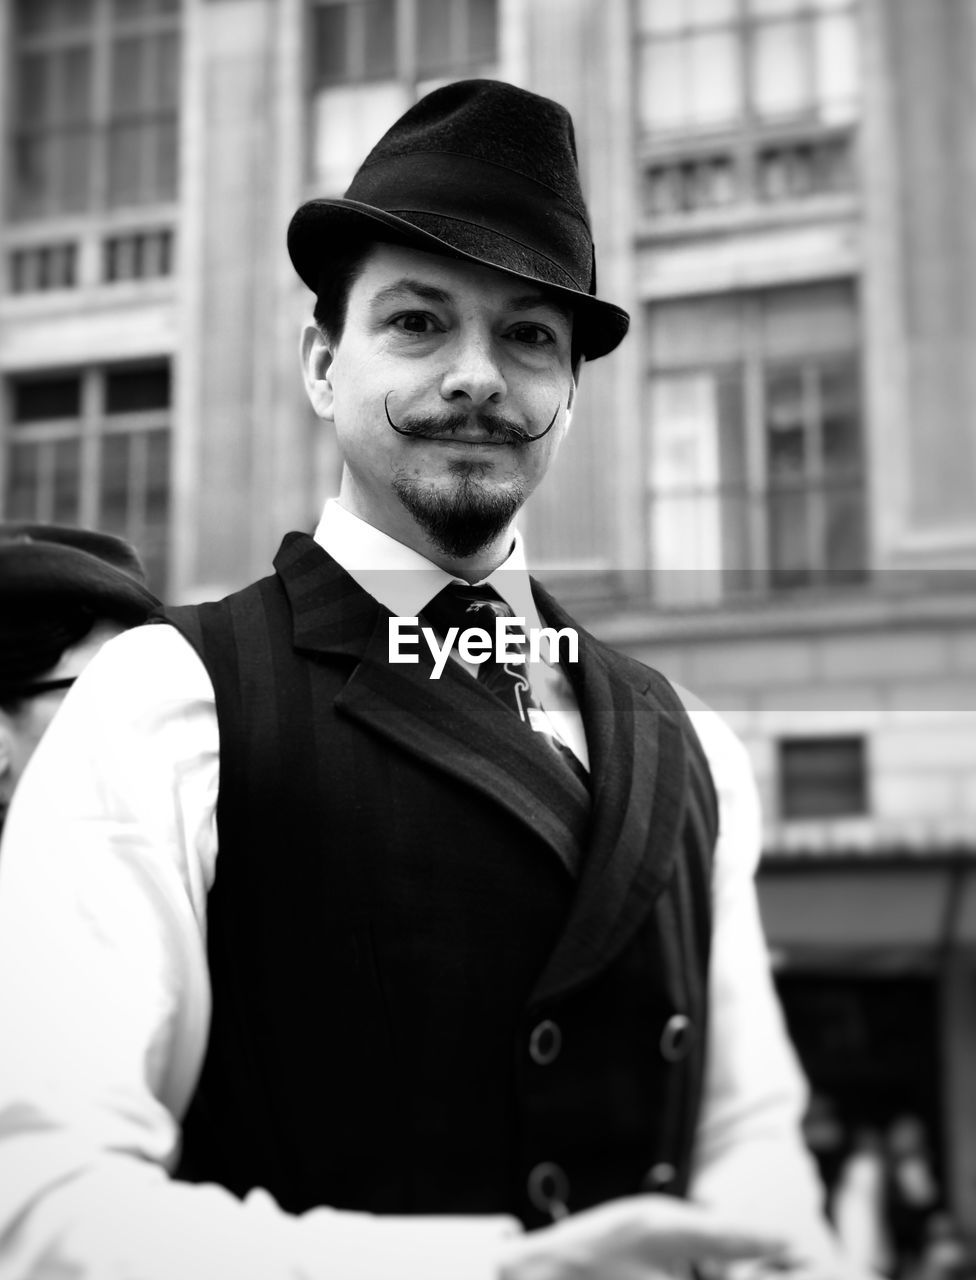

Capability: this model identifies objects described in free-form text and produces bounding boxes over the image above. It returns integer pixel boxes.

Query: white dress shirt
[0,502,834,1280]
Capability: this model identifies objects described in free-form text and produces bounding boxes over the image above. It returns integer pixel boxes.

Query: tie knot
[424,582,515,637]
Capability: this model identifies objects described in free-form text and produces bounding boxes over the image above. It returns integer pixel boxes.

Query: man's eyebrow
[368,279,452,309]
[367,278,571,321]
[505,293,572,321]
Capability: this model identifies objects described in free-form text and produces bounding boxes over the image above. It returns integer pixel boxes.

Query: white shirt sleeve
[687,706,838,1263]
[0,624,517,1280]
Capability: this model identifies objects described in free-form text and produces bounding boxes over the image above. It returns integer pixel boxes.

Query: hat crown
[353,79,589,225]
[0,522,147,583]
[0,521,160,691]
[287,78,630,360]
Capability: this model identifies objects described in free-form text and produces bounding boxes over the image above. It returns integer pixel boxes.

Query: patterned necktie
[422,582,589,789]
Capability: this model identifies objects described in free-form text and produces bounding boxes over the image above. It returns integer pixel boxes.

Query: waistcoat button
[644,1161,677,1190]
[527,1161,570,1220]
[529,1018,562,1065]
[659,1013,693,1062]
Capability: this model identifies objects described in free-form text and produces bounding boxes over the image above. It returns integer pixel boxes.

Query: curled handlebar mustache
[383,393,560,445]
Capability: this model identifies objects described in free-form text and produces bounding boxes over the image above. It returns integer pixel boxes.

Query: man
[0,82,857,1279]
[0,523,159,834]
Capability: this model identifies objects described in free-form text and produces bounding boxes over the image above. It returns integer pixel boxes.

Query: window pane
[112,36,146,115]
[156,30,180,110]
[18,54,52,126]
[649,369,746,602]
[12,376,82,422]
[761,282,859,356]
[641,0,735,31]
[311,81,408,192]
[106,365,171,412]
[107,123,144,206]
[768,489,811,585]
[363,0,395,78]
[639,40,687,132]
[689,30,741,125]
[143,429,171,591]
[816,10,859,119]
[16,0,94,35]
[11,139,46,218]
[691,0,737,24]
[61,46,92,122]
[60,127,93,212]
[155,119,179,201]
[821,363,861,476]
[468,0,497,63]
[418,0,454,75]
[780,737,867,819]
[753,18,812,117]
[766,369,807,480]
[825,486,866,575]
[639,0,688,34]
[52,439,81,524]
[145,428,170,523]
[749,0,802,14]
[99,433,131,532]
[312,3,350,84]
[6,445,42,520]
[112,0,147,19]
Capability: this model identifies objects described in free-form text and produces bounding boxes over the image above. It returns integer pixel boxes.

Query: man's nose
[440,330,507,406]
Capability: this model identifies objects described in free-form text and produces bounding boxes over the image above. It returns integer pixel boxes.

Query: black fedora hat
[0,524,160,695]
[288,79,630,361]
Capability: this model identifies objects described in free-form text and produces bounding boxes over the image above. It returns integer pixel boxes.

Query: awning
[756,852,976,969]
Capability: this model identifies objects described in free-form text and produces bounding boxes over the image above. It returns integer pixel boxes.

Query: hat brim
[0,542,160,623]
[288,199,630,362]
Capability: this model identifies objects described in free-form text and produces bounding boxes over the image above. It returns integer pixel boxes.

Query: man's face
[0,618,126,834]
[302,243,578,565]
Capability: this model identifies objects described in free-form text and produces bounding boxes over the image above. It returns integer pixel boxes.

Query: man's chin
[392,470,524,560]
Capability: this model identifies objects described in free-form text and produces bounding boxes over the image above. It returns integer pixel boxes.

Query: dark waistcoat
[166,533,718,1226]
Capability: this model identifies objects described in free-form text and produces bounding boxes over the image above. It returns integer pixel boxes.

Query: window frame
[644,287,868,602]
[634,0,861,219]
[1,361,173,593]
[304,0,499,192]
[307,0,497,91]
[7,0,182,222]
[778,734,869,820]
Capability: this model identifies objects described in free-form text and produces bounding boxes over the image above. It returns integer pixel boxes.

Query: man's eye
[393,312,438,334]
[509,323,554,346]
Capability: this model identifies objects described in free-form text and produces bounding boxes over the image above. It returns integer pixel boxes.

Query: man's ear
[301,323,336,422]
[566,357,583,416]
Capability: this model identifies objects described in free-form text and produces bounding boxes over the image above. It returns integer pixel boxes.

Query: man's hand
[496,1194,790,1280]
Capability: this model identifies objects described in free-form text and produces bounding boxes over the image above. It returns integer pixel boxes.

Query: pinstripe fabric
[166,533,718,1222]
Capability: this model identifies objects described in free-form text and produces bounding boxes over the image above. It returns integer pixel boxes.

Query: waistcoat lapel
[274,532,589,877]
[528,582,690,1004]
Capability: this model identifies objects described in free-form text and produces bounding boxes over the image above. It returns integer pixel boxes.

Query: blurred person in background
[832,1126,894,1277]
[0,83,875,1280]
[886,1115,942,1278]
[0,524,159,834]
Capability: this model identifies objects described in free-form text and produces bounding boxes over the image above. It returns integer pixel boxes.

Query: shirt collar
[312,499,541,627]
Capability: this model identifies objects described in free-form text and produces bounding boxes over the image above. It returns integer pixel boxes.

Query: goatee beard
[393,466,524,560]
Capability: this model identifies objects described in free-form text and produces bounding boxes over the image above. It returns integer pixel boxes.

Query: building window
[646,282,866,604]
[779,736,867,818]
[3,362,172,593]
[8,0,181,222]
[308,0,498,193]
[636,0,859,214]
